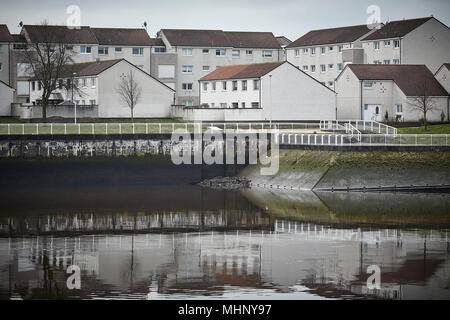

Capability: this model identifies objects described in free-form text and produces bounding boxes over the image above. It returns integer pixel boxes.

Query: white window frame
[246,49,253,55]
[253,79,259,90]
[320,64,326,73]
[181,65,193,73]
[98,47,109,55]
[232,49,240,57]
[202,65,210,72]
[202,49,209,54]
[328,64,334,70]
[115,47,122,53]
[394,40,400,49]
[262,50,272,58]
[310,65,316,73]
[132,47,144,56]
[295,49,300,56]
[91,77,96,88]
[374,41,380,50]
[242,80,247,91]
[396,104,403,113]
[329,46,334,52]
[393,59,400,65]
[320,47,325,55]
[182,83,193,91]
[232,80,238,91]
[310,48,316,55]
[182,48,193,56]
[302,48,308,54]
[216,49,226,56]
[80,46,92,54]
[384,40,391,47]
[302,65,308,71]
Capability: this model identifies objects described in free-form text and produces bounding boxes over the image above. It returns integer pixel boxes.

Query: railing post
[185,123,188,133]
[119,123,122,135]
[78,123,81,135]
[146,123,148,134]
[92,123,94,135]
[106,123,108,135]
[132,123,135,135]
[64,123,67,135]
[36,123,38,135]
[172,123,175,132]
[8,124,10,135]
[50,123,53,135]
[159,123,161,134]
[22,124,24,135]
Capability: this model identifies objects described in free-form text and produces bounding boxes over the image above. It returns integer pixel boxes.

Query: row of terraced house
[0,16,449,121]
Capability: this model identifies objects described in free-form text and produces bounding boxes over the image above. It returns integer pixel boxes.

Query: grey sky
[1,0,449,41]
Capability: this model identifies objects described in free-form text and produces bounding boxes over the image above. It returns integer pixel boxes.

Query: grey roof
[362,17,434,40]
[0,24,13,42]
[91,27,154,46]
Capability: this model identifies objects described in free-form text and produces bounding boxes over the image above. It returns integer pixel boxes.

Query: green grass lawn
[0,117,24,123]
[397,124,450,134]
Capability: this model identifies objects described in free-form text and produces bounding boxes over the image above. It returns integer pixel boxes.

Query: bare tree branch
[407,78,438,130]
[116,69,142,123]
[19,21,75,121]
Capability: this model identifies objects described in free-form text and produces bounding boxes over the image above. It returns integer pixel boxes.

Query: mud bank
[240,150,450,190]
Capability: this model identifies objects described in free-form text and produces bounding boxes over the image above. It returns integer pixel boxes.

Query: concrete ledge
[280,144,450,152]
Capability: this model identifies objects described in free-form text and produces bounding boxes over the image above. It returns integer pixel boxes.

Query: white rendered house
[27,59,174,119]
[0,79,14,116]
[435,63,450,96]
[335,64,450,122]
[361,17,450,74]
[172,61,336,121]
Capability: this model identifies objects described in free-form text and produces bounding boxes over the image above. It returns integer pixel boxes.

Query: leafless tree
[408,79,438,131]
[20,21,76,121]
[116,69,142,123]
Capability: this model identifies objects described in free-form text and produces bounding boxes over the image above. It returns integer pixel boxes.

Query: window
[232,81,238,91]
[338,45,343,52]
[320,64,326,73]
[182,83,193,90]
[310,65,316,73]
[311,48,316,55]
[212,82,216,91]
[383,60,390,64]
[220,103,227,108]
[80,46,92,54]
[393,59,400,64]
[65,45,73,51]
[328,64,334,70]
[302,65,308,71]
[338,63,343,71]
[216,49,226,56]
[251,102,259,108]
[363,81,373,88]
[396,104,403,113]
[154,47,166,53]
[320,47,325,54]
[13,43,27,50]
[329,46,334,52]
[302,48,308,54]
[202,49,209,54]
[242,80,247,91]
[0,44,2,53]
[38,82,42,90]
[133,47,144,55]
[203,82,208,91]
[232,49,240,57]
[98,47,108,55]
[31,81,35,91]
[295,49,300,56]
[374,41,380,50]
[241,102,246,108]
[328,81,334,87]
[394,40,400,48]
[246,50,253,55]
[0,62,2,71]
[91,77,96,88]
[253,79,259,90]
[181,65,193,73]
[184,101,193,107]
[202,65,210,72]
[90,100,96,105]
[115,47,122,52]
[373,60,381,64]
[222,81,227,90]
[384,40,391,47]
[158,65,175,78]
[182,48,192,56]
[82,78,87,87]
[17,81,29,95]
[232,102,238,108]
[58,79,63,89]
[262,50,272,57]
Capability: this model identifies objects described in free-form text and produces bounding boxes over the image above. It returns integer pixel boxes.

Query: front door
[363,104,381,121]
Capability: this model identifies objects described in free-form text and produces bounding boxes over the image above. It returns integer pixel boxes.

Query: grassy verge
[397,124,450,134]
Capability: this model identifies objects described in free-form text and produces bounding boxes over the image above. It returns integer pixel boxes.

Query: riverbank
[241,150,450,190]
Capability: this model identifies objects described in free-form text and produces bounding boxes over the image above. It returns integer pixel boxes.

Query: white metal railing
[0,121,403,137]
[320,120,397,136]
[279,133,450,146]
[344,123,362,142]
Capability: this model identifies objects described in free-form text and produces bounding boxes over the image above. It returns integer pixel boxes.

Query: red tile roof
[362,17,433,40]
[287,24,373,48]
[200,62,284,81]
[346,64,449,96]
[91,28,153,46]
[0,24,13,42]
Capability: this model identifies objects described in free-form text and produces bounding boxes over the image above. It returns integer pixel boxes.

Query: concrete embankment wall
[240,150,450,190]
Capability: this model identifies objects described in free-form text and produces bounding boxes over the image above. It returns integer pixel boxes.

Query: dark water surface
[0,158,449,300]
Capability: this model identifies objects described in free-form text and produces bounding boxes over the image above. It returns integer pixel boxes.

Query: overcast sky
[1,0,449,41]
